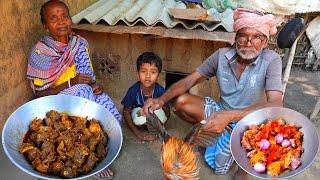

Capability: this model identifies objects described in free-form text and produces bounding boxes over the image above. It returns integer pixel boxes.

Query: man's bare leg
[172,93,205,124]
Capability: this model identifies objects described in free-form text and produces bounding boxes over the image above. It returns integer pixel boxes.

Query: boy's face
[43,3,72,41]
[138,63,159,88]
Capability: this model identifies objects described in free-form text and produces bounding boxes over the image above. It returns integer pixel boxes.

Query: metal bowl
[230,107,319,179]
[2,95,123,180]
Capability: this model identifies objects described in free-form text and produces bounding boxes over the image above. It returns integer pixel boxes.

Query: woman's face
[43,3,72,42]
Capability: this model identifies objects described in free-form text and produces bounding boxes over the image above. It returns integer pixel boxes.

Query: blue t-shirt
[121,81,165,108]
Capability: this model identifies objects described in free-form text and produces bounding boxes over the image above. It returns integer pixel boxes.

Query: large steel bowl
[2,95,123,180]
[230,107,319,179]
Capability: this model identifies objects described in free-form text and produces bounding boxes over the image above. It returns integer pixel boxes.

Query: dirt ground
[0,66,319,180]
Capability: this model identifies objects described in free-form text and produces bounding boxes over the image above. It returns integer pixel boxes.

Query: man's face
[235,28,268,60]
[43,3,72,42]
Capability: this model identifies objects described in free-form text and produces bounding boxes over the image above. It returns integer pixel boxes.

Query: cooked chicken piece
[66,149,75,158]
[19,143,35,153]
[53,121,66,131]
[101,132,108,146]
[32,159,49,174]
[291,147,303,157]
[73,144,90,166]
[26,147,41,161]
[250,151,266,165]
[241,129,258,150]
[62,135,74,151]
[247,149,257,158]
[80,128,92,144]
[34,132,50,144]
[57,141,65,155]
[89,120,102,134]
[41,141,55,155]
[61,113,73,129]
[30,119,42,131]
[60,166,75,178]
[249,124,258,130]
[72,116,87,129]
[88,133,102,151]
[42,151,56,165]
[96,143,106,159]
[48,130,59,142]
[267,161,281,176]
[46,110,60,122]
[80,153,99,173]
[50,160,64,174]
[44,117,54,127]
[37,125,53,133]
[282,152,292,169]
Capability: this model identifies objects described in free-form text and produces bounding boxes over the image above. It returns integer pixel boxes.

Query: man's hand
[141,98,165,116]
[202,111,233,133]
[71,74,93,85]
[91,83,103,95]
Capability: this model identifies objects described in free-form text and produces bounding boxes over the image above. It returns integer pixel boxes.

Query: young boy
[122,52,170,142]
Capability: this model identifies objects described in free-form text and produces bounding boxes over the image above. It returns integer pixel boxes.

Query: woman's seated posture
[26,0,121,178]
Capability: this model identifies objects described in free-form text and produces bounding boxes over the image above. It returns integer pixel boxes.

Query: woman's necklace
[140,87,155,104]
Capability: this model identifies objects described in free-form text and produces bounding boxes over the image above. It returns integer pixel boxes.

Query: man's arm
[203,90,283,133]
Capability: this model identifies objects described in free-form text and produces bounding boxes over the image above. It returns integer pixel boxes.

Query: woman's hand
[71,74,93,85]
[91,83,103,95]
[140,98,165,117]
[202,111,232,133]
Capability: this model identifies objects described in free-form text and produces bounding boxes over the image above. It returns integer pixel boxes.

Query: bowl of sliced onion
[230,107,319,179]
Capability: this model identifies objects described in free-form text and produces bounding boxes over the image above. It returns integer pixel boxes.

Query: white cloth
[131,107,167,125]
[242,0,320,15]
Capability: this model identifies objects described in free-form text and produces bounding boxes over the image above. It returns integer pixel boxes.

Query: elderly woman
[142,8,283,180]
[26,0,120,179]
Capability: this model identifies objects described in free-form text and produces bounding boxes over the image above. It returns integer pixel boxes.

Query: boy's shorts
[131,107,167,125]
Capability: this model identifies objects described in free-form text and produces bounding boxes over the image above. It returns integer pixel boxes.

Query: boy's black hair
[40,0,70,24]
[136,52,162,72]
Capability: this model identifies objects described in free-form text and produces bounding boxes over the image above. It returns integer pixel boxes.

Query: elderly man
[142,8,283,179]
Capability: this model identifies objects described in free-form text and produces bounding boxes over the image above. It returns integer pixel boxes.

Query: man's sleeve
[196,50,220,78]
[265,56,283,92]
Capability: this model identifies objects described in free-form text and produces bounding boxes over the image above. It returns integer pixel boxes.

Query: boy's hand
[91,83,103,95]
[141,98,165,116]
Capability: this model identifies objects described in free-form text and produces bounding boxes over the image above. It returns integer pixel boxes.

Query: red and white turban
[233,8,277,38]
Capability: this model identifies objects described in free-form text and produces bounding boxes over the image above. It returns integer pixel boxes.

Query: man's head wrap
[233,8,277,38]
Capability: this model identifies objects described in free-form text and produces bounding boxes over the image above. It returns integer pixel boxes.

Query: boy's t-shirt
[121,81,165,108]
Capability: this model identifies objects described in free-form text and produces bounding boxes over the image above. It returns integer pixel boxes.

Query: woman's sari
[27,35,121,122]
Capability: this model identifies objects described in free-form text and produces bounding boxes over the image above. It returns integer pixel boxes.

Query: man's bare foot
[94,167,113,179]
[233,168,248,180]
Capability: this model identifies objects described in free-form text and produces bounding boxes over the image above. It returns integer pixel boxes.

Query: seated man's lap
[203,97,237,174]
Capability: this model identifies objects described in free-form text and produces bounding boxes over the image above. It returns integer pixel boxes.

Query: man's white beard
[236,45,262,60]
